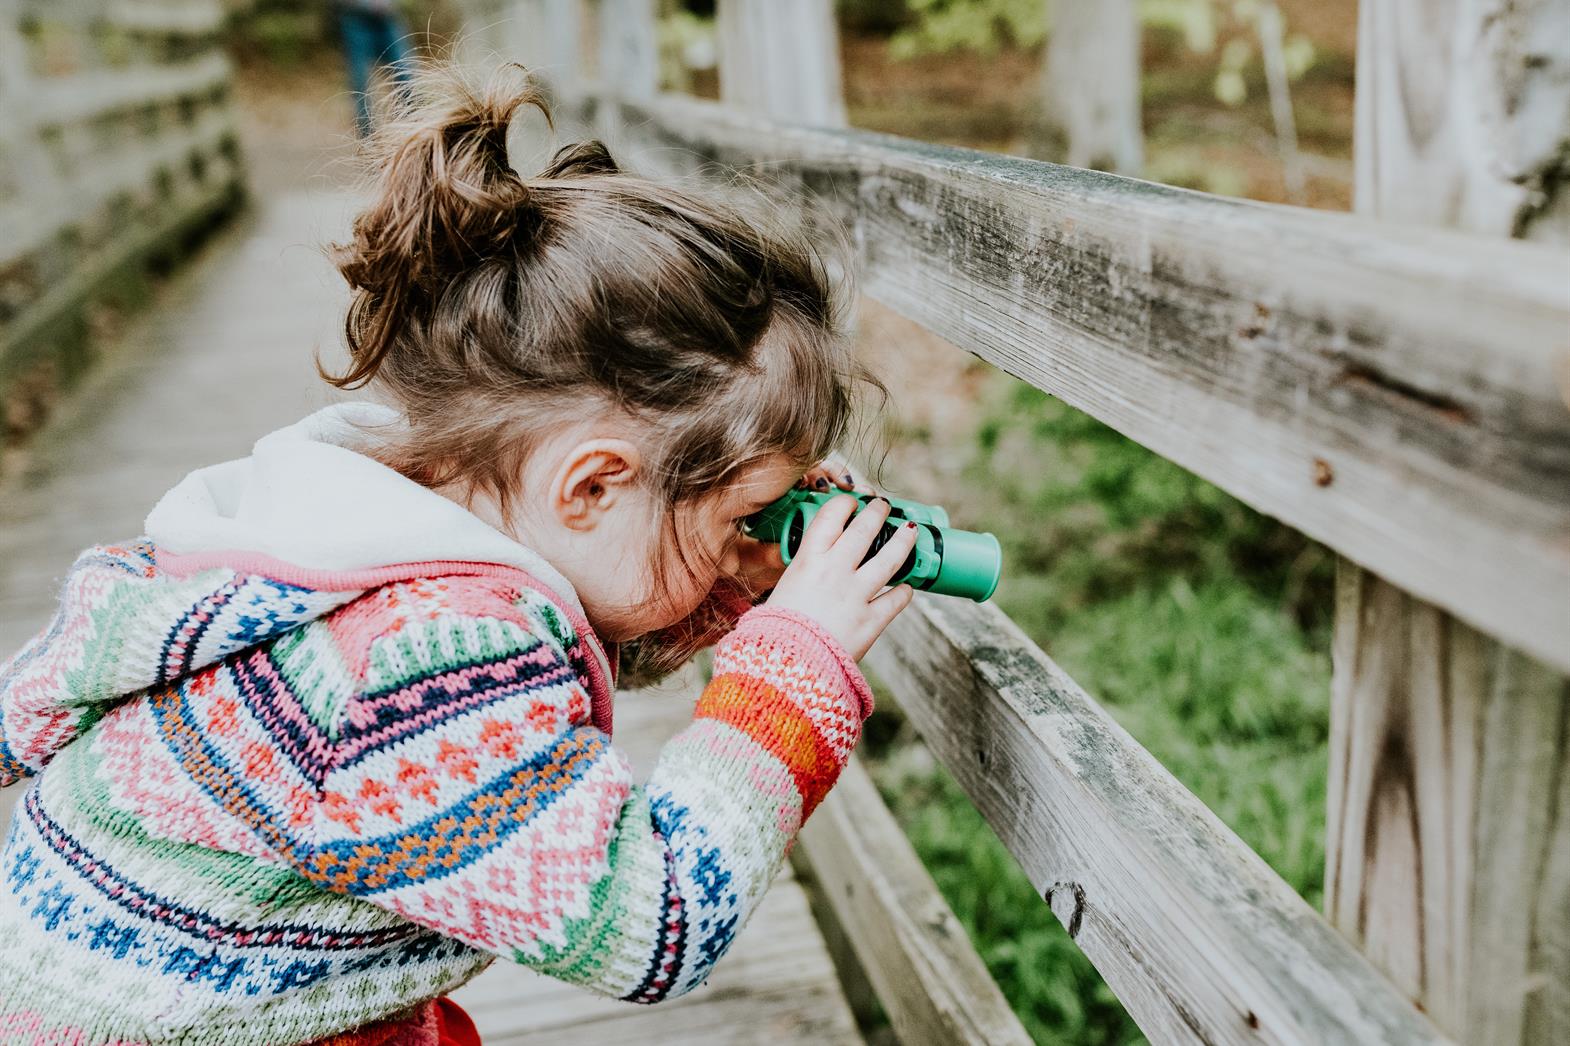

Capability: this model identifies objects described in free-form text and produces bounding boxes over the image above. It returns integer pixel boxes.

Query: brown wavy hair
[323,60,883,686]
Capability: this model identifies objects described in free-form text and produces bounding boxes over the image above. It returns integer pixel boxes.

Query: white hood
[145,401,587,619]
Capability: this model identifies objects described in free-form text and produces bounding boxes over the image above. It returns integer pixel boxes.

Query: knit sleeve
[295,597,874,1004]
[0,541,168,787]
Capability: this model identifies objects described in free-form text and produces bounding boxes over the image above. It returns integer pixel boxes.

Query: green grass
[858,373,1335,1043]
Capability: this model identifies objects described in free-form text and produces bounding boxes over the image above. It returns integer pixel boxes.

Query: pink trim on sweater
[731,605,876,720]
[154,548,618,737]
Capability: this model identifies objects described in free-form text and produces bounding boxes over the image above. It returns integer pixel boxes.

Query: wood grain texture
[556,90,1570,673]
[1354,0,1570,241]
[0,1,241,393]
[858,593,1447,1045]
[1327,567,1570,1043]
[793,755,1032,1046]
[1326,4,1570,1042]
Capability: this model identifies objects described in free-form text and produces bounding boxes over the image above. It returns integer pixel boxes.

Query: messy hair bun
[324,60,883,687]
[328,63,548,390]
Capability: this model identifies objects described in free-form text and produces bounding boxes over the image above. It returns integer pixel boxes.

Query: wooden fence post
[716,0,845,127]
[589,0,656,146]
[1326,2,1570,1042]
[0,0,49,207]
[541,0,583,95]
[1032,0,1142,174]
[598,0,658,100]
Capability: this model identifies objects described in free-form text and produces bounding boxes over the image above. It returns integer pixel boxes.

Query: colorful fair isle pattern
[0,540,874,1045]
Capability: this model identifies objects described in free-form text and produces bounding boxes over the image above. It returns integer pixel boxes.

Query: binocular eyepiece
[743,488,1001,603]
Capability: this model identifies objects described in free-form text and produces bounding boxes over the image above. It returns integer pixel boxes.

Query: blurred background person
[335,0,418,137]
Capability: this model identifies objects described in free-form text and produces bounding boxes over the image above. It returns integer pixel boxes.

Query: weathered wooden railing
[462,2,1570,1043]
[0,0,242,439]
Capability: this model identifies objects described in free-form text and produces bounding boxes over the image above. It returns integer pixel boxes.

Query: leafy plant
[880,0,1317,109]
[889,0,1047,57]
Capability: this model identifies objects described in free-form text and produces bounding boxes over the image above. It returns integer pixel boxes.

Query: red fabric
[434,997,482,1046]
[307,997,480,1046]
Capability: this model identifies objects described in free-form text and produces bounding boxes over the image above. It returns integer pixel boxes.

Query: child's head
[324,61,881,678]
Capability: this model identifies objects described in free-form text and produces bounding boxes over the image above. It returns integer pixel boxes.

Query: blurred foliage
[888,0,1046,57]
[228,1,328,67]
[849,0,1317,110]
[224,0,459,67]
[1208,1,1316,106]
[658,7,718,91]
[860,375,1334,1042]
[837,0,916,34]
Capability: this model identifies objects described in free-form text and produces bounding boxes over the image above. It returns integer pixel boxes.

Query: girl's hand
[798,457,875,497]
[732,459,875,601]
[764,495,917,661]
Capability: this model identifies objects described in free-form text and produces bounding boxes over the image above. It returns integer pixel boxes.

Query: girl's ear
[553,438,643,531]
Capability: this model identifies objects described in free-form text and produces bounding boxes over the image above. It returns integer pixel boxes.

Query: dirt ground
[228,50,366,196]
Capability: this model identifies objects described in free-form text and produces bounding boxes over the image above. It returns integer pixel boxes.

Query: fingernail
[815,478,828,490]
[904,521,915,529]
[842,473,852,484]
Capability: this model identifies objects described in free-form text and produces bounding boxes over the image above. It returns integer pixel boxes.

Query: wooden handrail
[561,89,1570,674]
[865,593,1449,1045]
[793,756,1033,1046]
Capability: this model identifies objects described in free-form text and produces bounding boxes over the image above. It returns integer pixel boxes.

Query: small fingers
[857,518,918,590]
[799,459,856,492]
[829,496,892,565]
[796,493,860,557]
[869,582,916,627]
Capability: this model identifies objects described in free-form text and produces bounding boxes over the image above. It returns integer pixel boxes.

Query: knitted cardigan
[0,405,875,1045]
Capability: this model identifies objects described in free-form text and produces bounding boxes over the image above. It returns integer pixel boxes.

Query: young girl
[0,64,919,1044]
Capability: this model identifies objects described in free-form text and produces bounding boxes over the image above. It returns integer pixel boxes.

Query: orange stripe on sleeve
[694,673,841,821]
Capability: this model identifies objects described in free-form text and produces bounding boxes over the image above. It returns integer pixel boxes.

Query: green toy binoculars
[743,488,1001,602]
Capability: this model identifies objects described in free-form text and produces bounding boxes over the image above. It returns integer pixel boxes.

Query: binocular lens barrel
[778,499,1000,602]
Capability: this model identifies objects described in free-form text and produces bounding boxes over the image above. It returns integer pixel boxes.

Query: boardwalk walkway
[0,191,863,1045]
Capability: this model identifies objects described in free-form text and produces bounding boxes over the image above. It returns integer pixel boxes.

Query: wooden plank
[1,148,242,374]
[481,980,859,1045]
[556,90,1570,675]
[1327,568,1570,1043]
[1325,3,1570,1043]
[0,108,237,269]
[103,1,225,37]
[540,0,583,95]
[794,754,1032,1046]
[597,0,657,100]
[860,593,1448,1045]
[0,0,56,238]
[1351,0,1570,241]
[29,52,231,130]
